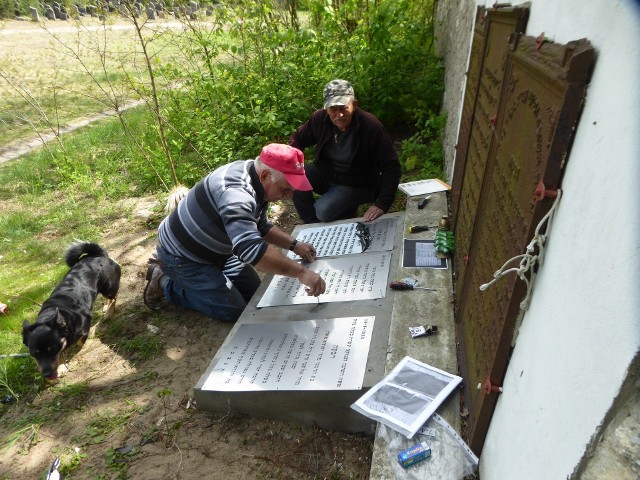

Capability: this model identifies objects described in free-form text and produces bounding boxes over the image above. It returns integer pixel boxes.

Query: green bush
[3,0,446,184]
[399,112,447,179]
[0,0,25,18]
[160,0,444,181]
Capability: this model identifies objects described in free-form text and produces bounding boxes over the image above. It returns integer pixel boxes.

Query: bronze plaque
[454,34,594,453]
[453,7,529,306]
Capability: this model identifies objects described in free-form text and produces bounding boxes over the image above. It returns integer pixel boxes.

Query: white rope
[479,189,562,310]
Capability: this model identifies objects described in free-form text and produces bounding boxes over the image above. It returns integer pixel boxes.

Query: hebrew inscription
[287,217,397,259]
[202,317,375,391]
[258,252,392,307]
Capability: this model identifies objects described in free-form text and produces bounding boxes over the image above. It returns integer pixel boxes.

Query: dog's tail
[165,184,190,214]
[64,242,107,267]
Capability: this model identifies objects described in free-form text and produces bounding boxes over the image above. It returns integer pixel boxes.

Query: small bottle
[435,216,454,258]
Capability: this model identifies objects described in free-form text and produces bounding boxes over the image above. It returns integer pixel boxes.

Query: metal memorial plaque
[258,251,392,307]
[287,217,397,259]
[201,316,375,391]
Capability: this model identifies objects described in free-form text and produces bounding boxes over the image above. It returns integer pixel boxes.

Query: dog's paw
[57,364,69,378]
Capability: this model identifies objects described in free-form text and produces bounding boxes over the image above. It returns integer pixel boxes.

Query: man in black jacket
[289,79,401,224]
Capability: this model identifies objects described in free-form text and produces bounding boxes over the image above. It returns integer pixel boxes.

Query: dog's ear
[55,309,67,330]
[22,320,32,345]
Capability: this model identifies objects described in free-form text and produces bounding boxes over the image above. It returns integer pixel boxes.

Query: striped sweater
[158,160,273,266]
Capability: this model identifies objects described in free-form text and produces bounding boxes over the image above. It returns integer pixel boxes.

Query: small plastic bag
[376,413,479,479]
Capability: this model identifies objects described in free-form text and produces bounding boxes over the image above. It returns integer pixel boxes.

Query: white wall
[478,1,640,478]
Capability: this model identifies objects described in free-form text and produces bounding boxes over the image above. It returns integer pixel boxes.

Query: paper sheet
[402,240,448,268]
[351,356,462,438]
[398,178,451,197]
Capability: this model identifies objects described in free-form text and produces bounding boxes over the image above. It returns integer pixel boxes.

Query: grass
[0,413,44,451]
[0,105,168,406]
[64,408,141,477]
[50,382,92,412]
[0,17,187,148]
[0,380,144,475]
[85,410,133,444]
[58,448,88,477]
[118,335,165,364]
[0,355,42,405]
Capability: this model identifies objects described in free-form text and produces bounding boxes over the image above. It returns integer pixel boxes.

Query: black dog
[22,242,121,379]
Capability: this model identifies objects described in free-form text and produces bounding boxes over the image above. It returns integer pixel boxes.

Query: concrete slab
[193,212,405,435]
[192,193,466,478]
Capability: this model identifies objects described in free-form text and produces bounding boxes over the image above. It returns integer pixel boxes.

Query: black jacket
[289,108,401,212]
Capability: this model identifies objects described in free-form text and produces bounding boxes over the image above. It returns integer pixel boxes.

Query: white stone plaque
[258,251,392,307]
[201,316,375,391]
[287,217,397,259]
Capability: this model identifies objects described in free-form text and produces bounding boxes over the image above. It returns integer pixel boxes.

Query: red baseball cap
[259,144,312,191]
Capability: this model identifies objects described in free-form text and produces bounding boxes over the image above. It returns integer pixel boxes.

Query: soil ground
[0,18,374,479]
[0,196,373,479]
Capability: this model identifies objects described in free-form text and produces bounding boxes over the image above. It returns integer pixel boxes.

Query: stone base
[193,213,405,435]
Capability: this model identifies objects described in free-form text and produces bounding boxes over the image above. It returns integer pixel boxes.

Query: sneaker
[144,264,165,311]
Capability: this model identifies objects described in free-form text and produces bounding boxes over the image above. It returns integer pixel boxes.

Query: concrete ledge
[369,191,462,479]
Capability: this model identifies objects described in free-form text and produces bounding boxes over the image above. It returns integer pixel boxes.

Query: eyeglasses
[356,222,372,252]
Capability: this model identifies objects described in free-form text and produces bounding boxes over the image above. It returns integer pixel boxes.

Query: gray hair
[254,156,285,183]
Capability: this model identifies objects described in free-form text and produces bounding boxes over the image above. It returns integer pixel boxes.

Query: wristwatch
[289,239,298,251]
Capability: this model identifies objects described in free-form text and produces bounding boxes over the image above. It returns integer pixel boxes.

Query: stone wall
[576,352,640,480]
[433,0,476,183]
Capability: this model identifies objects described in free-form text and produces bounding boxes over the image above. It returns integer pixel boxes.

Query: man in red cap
[144,143,326,321]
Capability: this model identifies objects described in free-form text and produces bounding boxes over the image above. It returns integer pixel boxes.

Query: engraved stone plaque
[258,252,393,307]
[287,217,398,259]
[201,317,375,391]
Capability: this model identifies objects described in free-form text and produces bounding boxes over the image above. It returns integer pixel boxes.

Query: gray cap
[323,79,355,109]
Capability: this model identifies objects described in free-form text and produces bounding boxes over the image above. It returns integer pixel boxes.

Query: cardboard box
[398,441,431,468]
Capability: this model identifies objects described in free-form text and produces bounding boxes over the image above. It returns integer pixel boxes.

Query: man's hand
[293,241,317,262]
[298,270,326,297]
[363,205,384,222]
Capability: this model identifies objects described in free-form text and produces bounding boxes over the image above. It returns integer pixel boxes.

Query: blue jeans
[293,164,373,223]
[155,244,260,322]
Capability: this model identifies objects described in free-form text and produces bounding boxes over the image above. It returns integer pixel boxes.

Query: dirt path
[0,98,144,165]
[0,17,188,165]
[0,19,188,36]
